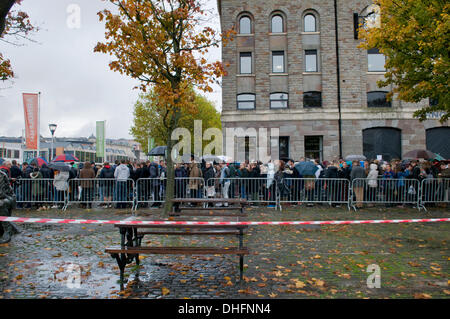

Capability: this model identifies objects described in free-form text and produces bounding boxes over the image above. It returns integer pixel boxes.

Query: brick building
[218,0,449,162]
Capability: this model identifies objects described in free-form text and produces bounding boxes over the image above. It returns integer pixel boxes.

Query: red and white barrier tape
[0,216,449,226]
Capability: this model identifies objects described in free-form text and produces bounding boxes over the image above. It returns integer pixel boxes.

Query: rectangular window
[303,91,322,108]
[368,48,386,72]
[240,52,252,74]
[279,136,290,159]
[305,50,318,72]
[237,94,256,110]
[367,91,391,107]
[304,136,323,161]
[7,149,11,158]
[272,51,285,73]
[14,150,20,159]
[270,93,288,109]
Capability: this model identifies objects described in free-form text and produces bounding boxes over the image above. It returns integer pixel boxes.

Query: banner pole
[38,92,41,158]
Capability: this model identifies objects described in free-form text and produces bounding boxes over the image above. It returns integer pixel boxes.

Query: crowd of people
[0,156,448,210]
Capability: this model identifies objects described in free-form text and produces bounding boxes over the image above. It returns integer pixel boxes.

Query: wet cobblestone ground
[0,204,449,299]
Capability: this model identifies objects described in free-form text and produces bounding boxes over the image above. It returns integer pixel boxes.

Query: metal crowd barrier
[279,178,351,210]
[350,178,421,210]
[419,178,450,210]
[14,178,67,208]
[66,178,135,209]
[205,178,278,208]
[11,177,449,211]
[135,177,204,209]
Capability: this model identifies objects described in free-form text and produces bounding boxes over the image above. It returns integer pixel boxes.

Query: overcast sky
[0,0,222,139]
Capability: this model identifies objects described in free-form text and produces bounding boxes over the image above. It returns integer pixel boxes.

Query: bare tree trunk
[0,0,15,37]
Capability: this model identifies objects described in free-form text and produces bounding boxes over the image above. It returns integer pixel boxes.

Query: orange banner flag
[23,93,39,150]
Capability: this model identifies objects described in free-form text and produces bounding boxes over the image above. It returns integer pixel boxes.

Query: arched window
[367,91,391,107]
[239,16,252,34]
[426,127,450,159]
[237,93,256,109]
[271,15,284,33]
[270,93,288,109]
[363,127,401,161]
[304,14,316,32]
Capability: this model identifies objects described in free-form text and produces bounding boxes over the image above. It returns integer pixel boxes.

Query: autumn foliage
[94,0,234,212]
[358,0,450,122]
[0,0,37,81]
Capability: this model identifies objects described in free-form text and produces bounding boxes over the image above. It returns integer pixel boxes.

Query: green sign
[96,121,105,159]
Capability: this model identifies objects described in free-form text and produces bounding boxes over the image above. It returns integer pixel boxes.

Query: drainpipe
[334,0,343,159]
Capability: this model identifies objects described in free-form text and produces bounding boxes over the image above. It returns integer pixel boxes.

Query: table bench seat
[105,246,249,255]
[137,229,245,236]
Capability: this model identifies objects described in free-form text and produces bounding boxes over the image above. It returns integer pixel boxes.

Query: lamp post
[49,124,57,162]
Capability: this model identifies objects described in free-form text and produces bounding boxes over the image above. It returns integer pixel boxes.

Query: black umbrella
[48,162,71,172]
[148,145,167,156]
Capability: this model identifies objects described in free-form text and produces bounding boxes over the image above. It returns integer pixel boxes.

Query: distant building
[0,135,146,164]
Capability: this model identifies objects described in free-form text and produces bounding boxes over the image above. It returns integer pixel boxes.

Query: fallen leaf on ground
[161,287,170,296]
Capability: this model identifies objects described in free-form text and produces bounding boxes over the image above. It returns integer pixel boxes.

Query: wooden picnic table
[105,215,249,289]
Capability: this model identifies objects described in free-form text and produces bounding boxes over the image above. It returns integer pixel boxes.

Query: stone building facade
[218,0,449,162]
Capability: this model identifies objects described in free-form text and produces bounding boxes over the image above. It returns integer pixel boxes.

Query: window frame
[279,136,290,159]
[304,14,317,32]
[303,91,322,108]
[271,14,284,33]
[270,92,289,109]
[305,49,318,72]
[367,48,386,72]
[239,16,252,34]
[239,52,252,74]
[304,136,323,162]
[367,91,392,108]
[271,51,285,73]
[237,93,256,110]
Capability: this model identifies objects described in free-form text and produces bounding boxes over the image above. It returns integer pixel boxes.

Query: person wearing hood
[366,163,379,204]
[79,161,95,209]
[114,159,130,209]
[53,168,69,209]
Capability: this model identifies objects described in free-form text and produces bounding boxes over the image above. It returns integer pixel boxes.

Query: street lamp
[49,124,57,162]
